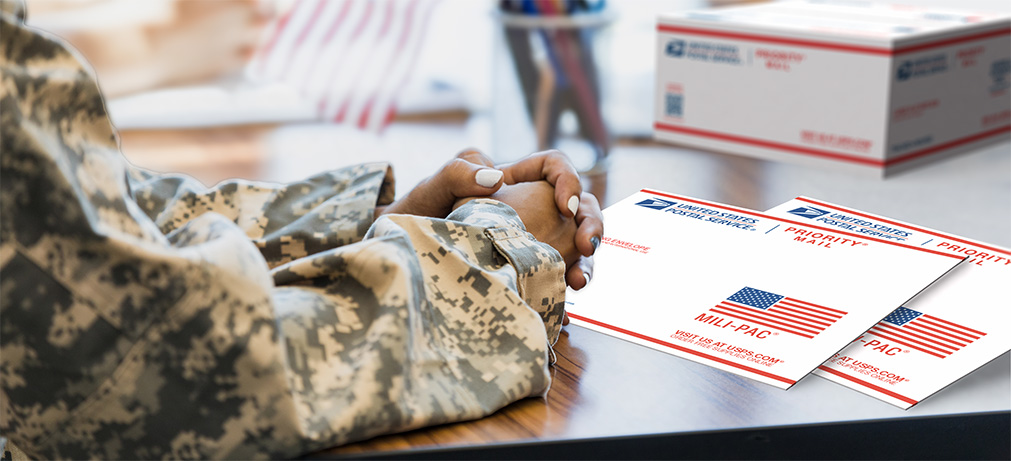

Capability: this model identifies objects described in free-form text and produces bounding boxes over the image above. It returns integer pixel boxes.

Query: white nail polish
[582,272,591,286]
[475,169,503,188]
[567,195,579,216]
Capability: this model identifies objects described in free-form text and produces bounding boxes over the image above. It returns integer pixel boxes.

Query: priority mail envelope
[565,190,964,389]
[766,197,1010,407]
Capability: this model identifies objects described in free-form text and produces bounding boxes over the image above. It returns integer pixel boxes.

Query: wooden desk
[322,325,1008,457]
[319,141,1011,458]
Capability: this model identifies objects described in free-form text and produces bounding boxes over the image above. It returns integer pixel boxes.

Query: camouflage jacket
[0,4,566,459]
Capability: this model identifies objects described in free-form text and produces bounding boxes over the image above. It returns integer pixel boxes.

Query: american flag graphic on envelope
[868,307,985,359]
[709,287,847,339]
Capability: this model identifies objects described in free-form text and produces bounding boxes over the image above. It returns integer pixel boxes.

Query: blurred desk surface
[318,140,1011,459]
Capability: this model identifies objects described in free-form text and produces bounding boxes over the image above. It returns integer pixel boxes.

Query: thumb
[436,158,505,200]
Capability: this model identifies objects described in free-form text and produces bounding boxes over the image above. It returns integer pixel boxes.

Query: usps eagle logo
[665,39,686,58]
[787,206,829,219]
[635,198,676,211]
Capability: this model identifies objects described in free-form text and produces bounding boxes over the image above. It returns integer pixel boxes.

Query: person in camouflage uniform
[0,1,604,458]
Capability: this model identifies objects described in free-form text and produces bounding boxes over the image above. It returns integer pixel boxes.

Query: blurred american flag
[251,0,439,132]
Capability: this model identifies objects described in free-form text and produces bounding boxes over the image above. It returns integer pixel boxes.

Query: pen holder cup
[491,12,615,172]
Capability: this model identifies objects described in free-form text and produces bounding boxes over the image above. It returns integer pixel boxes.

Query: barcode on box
[666,93,683,117]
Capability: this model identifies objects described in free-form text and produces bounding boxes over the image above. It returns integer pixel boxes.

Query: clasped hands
[378,149,603,291]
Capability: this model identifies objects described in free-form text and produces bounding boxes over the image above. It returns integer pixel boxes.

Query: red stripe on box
[654,122,883,166]
[654,123,1010,169]
[656,24,1011,56]
[657,24,891,55]
[887,125,1011,166]
[894,27,1011,55]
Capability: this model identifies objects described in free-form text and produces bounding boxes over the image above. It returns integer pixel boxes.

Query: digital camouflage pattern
[0,2,566,458]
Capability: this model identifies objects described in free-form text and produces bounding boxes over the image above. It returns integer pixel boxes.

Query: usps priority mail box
[654,0,1011,176]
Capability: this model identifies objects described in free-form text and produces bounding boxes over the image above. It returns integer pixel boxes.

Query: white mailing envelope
[765,197,1010,407]
[565,189,965,389]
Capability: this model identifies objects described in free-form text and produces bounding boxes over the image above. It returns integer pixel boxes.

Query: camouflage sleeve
[0,0,20,18]
[266,203,563,450]
[2,10,300,458]
[2,6,566,459]
[444,199,568,346]
[128,163,396,268]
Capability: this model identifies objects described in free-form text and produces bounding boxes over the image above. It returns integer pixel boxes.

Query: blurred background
[22,0,1010,245]
[26,0,690,183]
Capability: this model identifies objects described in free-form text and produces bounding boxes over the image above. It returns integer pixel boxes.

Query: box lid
[659,0,1009,49]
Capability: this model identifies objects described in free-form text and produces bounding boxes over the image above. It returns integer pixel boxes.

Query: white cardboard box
[654,0,1011,176]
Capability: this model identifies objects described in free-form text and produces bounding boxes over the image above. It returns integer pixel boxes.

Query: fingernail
[475,169,503,188]
[582,272,591,286]
[567,195,579,216]
[590,236,600,252]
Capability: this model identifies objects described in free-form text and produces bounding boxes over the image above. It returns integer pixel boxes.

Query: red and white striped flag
[251,0,439,132]
[869,307,985,359]
[708,287,847,339]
